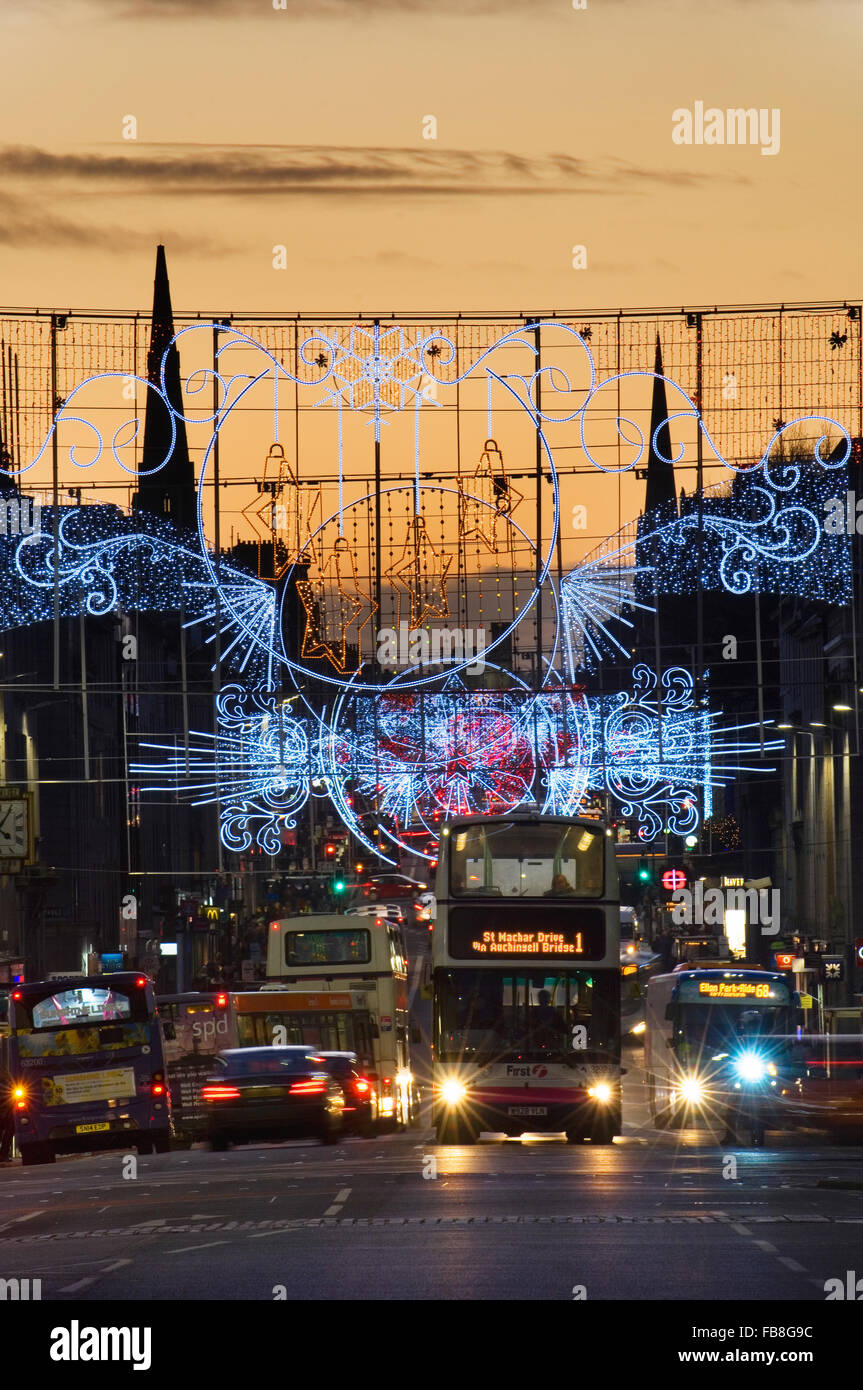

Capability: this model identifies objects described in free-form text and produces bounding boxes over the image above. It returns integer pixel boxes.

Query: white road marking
[323,1186,352,1217]
[731,1224,752,1236]
[59,1276,98,1292]
[167,1241,231,1255]
[754,1240,777,1253]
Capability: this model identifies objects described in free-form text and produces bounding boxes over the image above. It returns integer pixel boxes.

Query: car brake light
[382,1077,392,1092]
[136,977,146,988]
[11,990,21,1000]
[289,1080,326,1095]
[201,1085,241,1101]
[354,1079,370,1095]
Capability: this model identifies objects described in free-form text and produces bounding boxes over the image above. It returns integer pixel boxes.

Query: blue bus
[8,974,170,1165]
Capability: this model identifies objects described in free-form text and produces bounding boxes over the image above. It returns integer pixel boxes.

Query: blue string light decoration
[1,505,275,687]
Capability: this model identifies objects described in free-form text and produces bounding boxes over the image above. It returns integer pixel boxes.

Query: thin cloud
[0,191,225,253]
[0,143,740,198]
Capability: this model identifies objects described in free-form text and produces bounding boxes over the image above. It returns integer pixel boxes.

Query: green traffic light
[637,868,650,882]
[333,879,346,893]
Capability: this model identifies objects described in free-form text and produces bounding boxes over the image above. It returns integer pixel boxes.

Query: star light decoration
[241,442,320,581]
[458,438,522,553]
[385,514,452,628]
[296,536,377,674]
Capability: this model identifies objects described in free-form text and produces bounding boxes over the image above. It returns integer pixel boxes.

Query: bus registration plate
[76,1122,111,1134]
[507,1106,547,1117]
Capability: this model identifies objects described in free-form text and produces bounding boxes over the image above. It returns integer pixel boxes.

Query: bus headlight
[679,1075,705,1104]
[734,1052,766,1083]
[588,1082,612,1104]
[441,1080,467,1107]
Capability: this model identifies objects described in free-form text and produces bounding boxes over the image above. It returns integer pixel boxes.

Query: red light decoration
[661,868,687,891]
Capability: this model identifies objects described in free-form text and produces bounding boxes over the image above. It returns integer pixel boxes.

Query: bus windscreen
[449,822,604,898]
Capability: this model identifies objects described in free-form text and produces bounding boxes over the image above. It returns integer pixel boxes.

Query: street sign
[775,952,795,971]
[821,955,844,982]
[661,868,687,891]
[798,993,814,1009]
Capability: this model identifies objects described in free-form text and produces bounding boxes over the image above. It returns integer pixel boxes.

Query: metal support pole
[50,316,60,691]
[534,320,543,689]
[79,608,90,780]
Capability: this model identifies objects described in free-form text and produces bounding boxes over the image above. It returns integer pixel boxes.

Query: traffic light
[333,878,346,894]
[637,858,652,884]
[323,841,336,858]
[684,833,699,850]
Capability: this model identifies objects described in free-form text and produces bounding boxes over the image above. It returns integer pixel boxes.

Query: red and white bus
[431,814,622,1145]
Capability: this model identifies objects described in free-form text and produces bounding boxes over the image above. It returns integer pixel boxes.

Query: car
[318,1051,378,1136]
[345,902,406,925]
[201,1047,345,1150]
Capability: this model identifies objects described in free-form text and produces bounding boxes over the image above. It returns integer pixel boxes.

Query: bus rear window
[19,986,145,1030]
[285,930,370,966]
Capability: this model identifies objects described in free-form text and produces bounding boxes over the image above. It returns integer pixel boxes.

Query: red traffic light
[324,842,336,857]
[661,868,687,891]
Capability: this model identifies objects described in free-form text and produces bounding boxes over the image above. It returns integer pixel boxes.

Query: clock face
[0,800,28,858]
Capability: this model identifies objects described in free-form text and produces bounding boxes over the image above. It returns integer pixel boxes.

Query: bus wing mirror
[411,1026,422,1045]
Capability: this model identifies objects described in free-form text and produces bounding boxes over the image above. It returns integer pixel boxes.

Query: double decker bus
[8,974,170,1165]
[431,814,622,1145]
[266,913,415,1127]
[645,966,797,1145]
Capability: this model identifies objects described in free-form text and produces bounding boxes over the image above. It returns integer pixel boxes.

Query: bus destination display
[678,978,790,1003]
[447,908,605,961]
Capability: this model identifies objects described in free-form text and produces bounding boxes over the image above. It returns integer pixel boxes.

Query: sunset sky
[1,0,860,314]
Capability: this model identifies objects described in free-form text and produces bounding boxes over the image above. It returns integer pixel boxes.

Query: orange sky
[1,0,861,314]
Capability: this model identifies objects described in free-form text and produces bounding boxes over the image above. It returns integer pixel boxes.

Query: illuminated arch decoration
[0,316,850,866]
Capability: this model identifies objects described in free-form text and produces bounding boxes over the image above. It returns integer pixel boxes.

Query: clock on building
[0,790,31,862]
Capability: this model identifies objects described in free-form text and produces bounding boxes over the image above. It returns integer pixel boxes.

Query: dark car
[202,1047,345,1150]
[318,1051,378,1136]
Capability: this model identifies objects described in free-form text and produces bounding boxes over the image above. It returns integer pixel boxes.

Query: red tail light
[382,1077,393,1093]
[216,992,227,1008]
[202,1084,241,1101]
[289,1080,326,1095]
[354,1079,371,1095]
[136,977,146,988]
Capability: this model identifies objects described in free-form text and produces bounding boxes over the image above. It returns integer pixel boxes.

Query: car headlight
[735,1052,766,1083]
[441,1079,467,1106]
[588,1082,612,1103]
[630,1021,646,1036]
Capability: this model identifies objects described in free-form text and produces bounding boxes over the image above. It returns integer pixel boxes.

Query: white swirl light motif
[134,685,311,855]
[598,664,784,841]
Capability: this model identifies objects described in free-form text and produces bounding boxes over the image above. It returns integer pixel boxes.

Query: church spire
[132,246,195,534]
[643,335,678,523]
